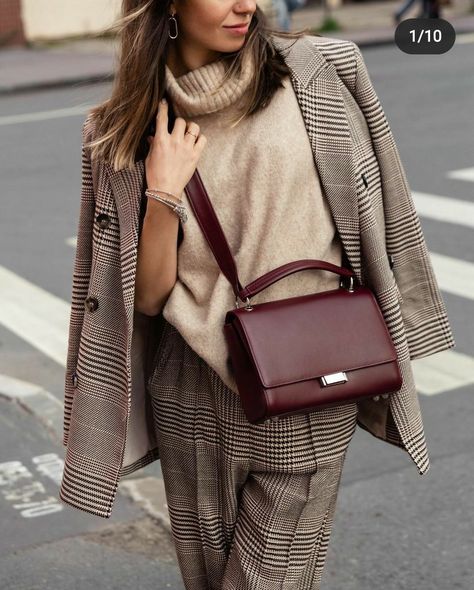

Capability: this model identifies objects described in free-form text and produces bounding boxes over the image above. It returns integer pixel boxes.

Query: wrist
[145,191,188,225]
[147,180,183,199]
[146,188,183,204]
[145,197,180,220]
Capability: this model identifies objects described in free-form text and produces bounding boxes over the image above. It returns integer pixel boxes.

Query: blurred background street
[1,0,473,588]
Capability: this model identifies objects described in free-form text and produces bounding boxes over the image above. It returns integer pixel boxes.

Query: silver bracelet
[145,189,183,208]
[145,190,188,224]
[146,188,182,203]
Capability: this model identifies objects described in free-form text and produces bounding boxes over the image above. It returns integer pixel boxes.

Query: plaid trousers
[148,318,358,590]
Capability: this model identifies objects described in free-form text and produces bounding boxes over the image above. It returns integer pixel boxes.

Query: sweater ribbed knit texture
[161,52,344,395]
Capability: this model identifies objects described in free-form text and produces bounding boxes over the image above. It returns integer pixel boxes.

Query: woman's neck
[166,42,223,78]
[164,49,255,119]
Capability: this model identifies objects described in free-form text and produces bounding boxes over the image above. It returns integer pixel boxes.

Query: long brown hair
[86,0,313,171]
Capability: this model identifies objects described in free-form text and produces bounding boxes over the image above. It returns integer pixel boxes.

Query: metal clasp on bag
[339,275,355,292]
[235,296,253,311]
[319,372,348,387]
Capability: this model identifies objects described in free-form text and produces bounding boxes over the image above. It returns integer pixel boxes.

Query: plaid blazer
[59,34,455,519]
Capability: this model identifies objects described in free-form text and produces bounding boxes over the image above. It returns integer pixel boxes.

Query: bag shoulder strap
[165,95,355,305]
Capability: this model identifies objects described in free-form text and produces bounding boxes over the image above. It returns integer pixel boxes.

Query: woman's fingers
[145,97,207,192]
[184,122,201,143]
[156,98,168,137]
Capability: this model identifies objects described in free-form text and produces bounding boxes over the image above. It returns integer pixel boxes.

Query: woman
[59,0,455,588]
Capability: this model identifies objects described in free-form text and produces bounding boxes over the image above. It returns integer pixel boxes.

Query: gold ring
[185,131,198,139]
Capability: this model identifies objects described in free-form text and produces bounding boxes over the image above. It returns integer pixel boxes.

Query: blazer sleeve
[349,42,456,360]
[62,114,97,447]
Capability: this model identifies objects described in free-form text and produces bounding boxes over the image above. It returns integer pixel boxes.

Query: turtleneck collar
[164,50,255,119]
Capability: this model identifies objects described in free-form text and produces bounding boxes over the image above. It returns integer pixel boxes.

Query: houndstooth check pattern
[148,319,356,589]
[59,34,455,519]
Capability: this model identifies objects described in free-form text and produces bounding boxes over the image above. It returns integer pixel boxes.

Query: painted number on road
[0,454,64,517]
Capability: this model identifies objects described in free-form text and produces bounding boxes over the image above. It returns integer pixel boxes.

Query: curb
[0,73,114,97]
[1,25,472,97]
[0,32,417,97]
[0,373,172,528]
[0,373,64,442]
[119,476,172,536]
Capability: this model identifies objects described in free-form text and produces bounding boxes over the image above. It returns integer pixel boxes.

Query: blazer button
[361,173,369,188]
[84,296,99,312]
[96,213,111,229]
[71,372,78,387]
[388,254,395,269]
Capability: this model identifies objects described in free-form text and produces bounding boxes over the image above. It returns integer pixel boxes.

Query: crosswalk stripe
[412,349,474,395]
[446,167,474,182]
[428,252,474,300]
[0,265,68,367]
[65,236,77,248]
[412,191,474,229]
[0,254,470,396]
[456,33,474,45]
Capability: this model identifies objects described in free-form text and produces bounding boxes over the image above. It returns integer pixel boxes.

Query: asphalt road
[0,39,473,589]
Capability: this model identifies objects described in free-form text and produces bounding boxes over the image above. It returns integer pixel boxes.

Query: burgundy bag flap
[226,286,398,389]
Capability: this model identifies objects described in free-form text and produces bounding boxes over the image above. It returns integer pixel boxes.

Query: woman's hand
[145,98,207,198]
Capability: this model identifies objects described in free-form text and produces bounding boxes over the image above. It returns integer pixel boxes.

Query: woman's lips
[223,24,249,34]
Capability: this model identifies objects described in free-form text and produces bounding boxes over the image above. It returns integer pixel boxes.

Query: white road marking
[0,104,94,127]
[32,454,64,487]
[412,349,474,395]
[412,191,474,229]
[0,460,63,517]
[456,33,474,44]
[0,250,471,399]
[0,265,68,367]
[446,167,474,182]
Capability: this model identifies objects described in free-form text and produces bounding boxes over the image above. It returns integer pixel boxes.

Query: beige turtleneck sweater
[160,50,344,395]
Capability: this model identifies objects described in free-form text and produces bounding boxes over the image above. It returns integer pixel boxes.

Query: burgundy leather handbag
[165,101,403,425]
[181,172,403,426]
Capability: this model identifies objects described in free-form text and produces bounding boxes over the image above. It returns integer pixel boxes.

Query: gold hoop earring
[168,13,178,39]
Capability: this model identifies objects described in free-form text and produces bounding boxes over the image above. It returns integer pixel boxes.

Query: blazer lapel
[271,35,361,280]
[107,159,145,324]
[109,35,363,321]
[107,158,145,237]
